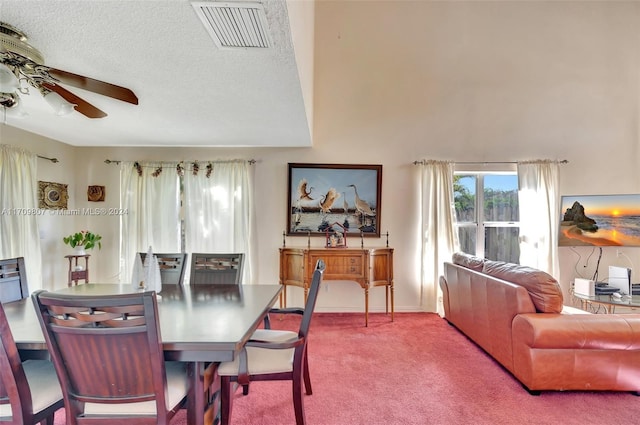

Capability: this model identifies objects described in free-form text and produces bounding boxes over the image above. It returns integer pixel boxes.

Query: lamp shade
[44,90,75,115]
[0,92,19,108]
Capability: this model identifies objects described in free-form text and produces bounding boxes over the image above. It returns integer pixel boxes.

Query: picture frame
[38,181,68,209]
[287,163,382,237]
[559,193,640,247]
[87,185,106,202]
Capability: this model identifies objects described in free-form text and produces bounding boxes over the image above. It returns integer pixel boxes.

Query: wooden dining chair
[217,259,325,425]
[189,253,244,285]
[32,290,190,425]
[0,298,64,424]
[139,252,188,285]
[0,257,28,303]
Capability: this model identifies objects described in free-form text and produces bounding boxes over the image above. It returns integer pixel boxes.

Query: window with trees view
[454,173,520,263]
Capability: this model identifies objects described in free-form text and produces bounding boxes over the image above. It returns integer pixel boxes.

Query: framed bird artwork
[287,163,382,237]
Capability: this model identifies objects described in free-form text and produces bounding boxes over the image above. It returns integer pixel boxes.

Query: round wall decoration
[38,181,68,209]
[87,185,105,202]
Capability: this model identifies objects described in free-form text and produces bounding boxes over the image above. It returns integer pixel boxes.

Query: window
[454,172,520,263]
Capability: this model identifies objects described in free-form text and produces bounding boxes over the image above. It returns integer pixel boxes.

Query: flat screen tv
[559,194,640,247]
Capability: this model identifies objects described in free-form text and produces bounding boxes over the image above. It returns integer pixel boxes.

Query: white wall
[4,1,640,310]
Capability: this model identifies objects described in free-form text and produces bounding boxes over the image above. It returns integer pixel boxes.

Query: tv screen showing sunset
[559,194,640,247]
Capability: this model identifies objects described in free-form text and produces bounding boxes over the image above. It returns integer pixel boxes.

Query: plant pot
[74,247,86,256]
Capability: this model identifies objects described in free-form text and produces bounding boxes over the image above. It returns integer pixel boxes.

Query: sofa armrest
[513,313,640,350]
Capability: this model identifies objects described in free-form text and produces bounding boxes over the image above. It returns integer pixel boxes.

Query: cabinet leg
[364,287,369,327]
[385,286,389,315]
[280,286,287,308]
[390,284,394,322]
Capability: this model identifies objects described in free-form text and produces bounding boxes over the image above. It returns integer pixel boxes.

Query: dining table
[5,282,282,425]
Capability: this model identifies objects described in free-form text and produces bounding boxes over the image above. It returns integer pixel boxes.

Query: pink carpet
[54,313,640,424]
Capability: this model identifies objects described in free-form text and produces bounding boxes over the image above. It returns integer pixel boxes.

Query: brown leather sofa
[440,252,640,394]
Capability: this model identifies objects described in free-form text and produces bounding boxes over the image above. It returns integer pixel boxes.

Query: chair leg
[292,371,307,425]
[41,415,55,425]
[242,383,250,395]
[303,348,312,395]
[220,376,235,425]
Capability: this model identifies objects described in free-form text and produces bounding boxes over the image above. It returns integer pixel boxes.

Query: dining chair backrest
[299,259,325,339]
[32,290,188,425]
[0,257,28,303]
[190,253,244,285]
[0,298,63,424]
[139,252,188,285]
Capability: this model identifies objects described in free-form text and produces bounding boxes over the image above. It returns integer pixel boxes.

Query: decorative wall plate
[87,185,105,202]
[38,181,68,209]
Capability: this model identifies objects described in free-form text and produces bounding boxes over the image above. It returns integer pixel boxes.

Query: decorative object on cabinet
[87,185,105,201]
[325,222,347,248]
[287,163,382,237]
[279,246,393,327]
[37,180,68,209]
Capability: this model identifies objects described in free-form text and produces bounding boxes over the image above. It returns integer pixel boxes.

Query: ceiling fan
[0,22,138,118]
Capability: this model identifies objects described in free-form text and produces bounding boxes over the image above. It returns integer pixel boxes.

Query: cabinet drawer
[344,257,362,274]
[319,255,364,278]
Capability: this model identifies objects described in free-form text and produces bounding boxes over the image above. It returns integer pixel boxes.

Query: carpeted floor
[54,312,640,424]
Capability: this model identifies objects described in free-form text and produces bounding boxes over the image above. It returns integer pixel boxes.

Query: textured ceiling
[0,0,311,147]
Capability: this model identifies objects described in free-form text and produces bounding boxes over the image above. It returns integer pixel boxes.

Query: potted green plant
[63,230,102,254]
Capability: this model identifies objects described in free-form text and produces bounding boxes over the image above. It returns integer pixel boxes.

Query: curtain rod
[413,159,568,165]
[37,155,59,163]
[104,159,256,165]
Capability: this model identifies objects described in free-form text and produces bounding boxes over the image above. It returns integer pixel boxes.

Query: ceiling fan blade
[47,68,138,105]
[42,82,108,118]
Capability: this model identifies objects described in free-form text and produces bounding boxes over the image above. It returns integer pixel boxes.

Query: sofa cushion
[482,260,563,313]
[451,252,485,272]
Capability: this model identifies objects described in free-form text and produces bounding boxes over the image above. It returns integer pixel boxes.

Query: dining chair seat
[0,359,62,420]
[217,330,297,376]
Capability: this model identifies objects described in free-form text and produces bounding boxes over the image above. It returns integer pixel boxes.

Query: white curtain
[184,160,254,284]
[420,160,459,315]
[517,160,560,278]
[0,144,42,290]
[120,161,180,284]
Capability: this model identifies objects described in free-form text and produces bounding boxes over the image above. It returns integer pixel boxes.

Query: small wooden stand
[65,254,90,287]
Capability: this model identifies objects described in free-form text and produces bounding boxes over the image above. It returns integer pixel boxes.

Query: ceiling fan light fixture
[0,92,27,124]
[0,91,19,108]
[44,90,75,116]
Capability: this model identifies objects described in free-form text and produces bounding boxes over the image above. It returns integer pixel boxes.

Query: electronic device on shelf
[608,265,632,295]
[574,278,595,296]
[594,285,620,295]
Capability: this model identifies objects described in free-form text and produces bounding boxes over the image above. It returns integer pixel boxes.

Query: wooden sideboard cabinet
[279,247,394,326]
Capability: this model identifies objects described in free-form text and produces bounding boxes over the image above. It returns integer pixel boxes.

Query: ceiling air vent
[191,1,272,49]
